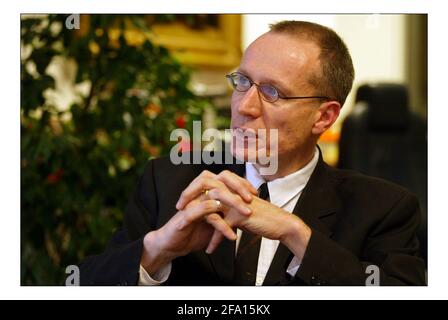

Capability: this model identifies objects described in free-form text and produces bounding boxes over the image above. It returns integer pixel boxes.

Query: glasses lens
[232,73,251,92]
[260,84,278,102]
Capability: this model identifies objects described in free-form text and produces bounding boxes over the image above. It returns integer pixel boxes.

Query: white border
[2,0,447,300]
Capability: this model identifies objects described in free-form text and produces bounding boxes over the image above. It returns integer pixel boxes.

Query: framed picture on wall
[111,14,242,70]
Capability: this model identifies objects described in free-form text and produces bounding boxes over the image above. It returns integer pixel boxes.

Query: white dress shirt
[139,147,319,285]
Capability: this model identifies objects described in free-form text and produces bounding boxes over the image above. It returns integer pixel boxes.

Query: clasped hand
[174,170,310,255]
[141,169,311,276]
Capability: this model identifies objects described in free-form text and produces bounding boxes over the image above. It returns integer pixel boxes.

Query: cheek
[270,111,312,151]
[278,124,301,149]
[230,95,242,125]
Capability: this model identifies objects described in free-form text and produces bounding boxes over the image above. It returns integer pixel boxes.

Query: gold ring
[204,189,209,197]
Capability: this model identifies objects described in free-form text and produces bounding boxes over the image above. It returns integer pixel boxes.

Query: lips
[232,127,259,139]
[232,127,266,152]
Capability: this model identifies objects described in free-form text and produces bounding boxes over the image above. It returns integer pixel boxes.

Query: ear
[311,101,341,135]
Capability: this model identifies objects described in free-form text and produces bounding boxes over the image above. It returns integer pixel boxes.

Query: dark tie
[233,182,269,285]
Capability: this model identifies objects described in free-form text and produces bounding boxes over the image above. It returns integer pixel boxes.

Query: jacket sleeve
[294,193,426,286]
[78,160,159,286]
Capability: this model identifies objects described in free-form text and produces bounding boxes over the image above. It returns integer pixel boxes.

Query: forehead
[239,32,320,87]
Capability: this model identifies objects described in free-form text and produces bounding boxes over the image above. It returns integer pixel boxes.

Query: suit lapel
[263,151,342,285]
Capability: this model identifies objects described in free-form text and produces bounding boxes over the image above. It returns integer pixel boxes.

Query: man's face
[230,32,324,167]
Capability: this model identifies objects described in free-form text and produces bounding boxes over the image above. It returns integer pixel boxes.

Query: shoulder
[143,151,242,187]
[149,151,230,175]
[325,165,419,210]
[318,165,422,236]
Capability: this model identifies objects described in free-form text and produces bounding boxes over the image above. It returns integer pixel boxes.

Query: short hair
[269,20,355,106]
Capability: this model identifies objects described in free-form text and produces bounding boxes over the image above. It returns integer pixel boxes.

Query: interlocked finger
[177,200,222,230]
[205,213,236,244]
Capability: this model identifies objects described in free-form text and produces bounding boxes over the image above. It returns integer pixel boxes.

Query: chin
[231,146,250,163]
[231,145,272,164]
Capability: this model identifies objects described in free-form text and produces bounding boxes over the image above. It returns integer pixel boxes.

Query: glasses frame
[226,72,330,103]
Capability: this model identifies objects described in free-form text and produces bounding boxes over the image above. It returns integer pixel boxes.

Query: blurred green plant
[21,14,209,285]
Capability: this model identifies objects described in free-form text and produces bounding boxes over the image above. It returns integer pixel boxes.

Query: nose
[235,85,263,119]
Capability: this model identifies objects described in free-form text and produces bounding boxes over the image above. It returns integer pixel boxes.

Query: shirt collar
[245,147,319,208]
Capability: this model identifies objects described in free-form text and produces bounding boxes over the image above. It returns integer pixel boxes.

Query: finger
[216,170,258,201]
[208,188,252,216]
[177,200,222,230]
[219,170,258,194]
[205,213,236,241]
[176,176,225,210]
[189,169,216,186]
[205,229,226,254]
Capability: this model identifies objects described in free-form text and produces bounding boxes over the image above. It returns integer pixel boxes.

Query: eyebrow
[236,68,292,95]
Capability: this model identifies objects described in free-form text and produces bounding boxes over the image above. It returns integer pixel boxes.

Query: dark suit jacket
[79,151,426,286]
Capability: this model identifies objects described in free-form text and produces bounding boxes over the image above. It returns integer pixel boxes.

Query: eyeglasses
[225,72,330,103]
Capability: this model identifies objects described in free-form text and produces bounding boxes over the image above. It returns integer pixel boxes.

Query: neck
[255,144,317,181]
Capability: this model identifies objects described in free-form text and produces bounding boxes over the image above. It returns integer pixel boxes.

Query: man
[79,21,426,286]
